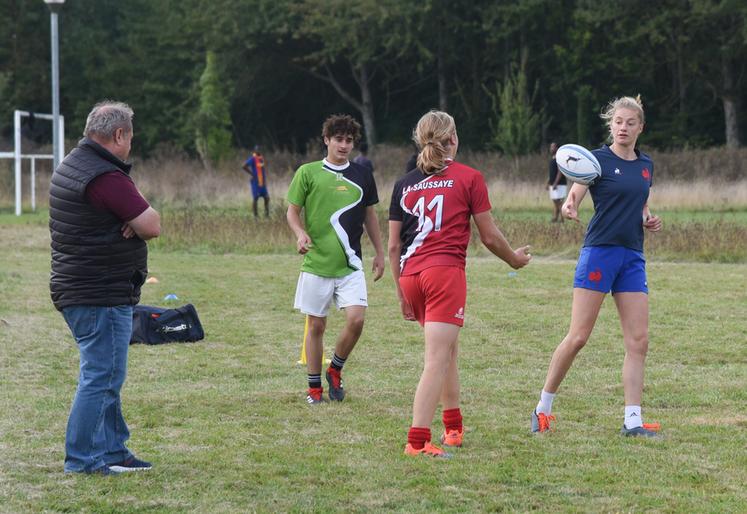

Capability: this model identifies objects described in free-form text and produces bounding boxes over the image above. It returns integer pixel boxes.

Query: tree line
[1,0,745,161]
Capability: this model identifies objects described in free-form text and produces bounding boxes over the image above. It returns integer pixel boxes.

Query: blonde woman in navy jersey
[389,111,532,457]
[531,96,663,437]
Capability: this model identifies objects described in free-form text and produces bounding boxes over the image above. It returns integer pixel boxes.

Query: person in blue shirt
[242,146,270,218]
[531,96,663,437]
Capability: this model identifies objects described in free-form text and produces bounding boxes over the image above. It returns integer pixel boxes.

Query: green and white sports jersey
[287,159,379,278]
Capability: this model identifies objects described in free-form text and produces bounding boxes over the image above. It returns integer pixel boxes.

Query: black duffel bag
[131,303,205,344]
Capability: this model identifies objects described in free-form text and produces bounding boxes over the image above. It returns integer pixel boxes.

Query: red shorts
[399,266,466,327]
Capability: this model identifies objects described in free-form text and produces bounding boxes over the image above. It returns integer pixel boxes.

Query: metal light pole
[44,0,65,171]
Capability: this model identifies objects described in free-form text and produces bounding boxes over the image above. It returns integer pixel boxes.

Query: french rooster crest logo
[588,269,602,282]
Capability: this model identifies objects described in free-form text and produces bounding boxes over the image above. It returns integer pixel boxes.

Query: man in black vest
[49,101,160,475]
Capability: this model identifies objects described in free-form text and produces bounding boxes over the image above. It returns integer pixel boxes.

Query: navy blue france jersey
[583,145,653,252]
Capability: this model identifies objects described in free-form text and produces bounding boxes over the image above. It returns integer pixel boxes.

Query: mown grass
[140,204,747,263]
[1,221,746,513]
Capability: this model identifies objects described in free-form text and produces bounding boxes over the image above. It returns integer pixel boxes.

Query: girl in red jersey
[389,110,532,457]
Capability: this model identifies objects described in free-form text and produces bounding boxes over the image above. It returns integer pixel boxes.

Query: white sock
[624,405,642,429]
[536,390,556,415]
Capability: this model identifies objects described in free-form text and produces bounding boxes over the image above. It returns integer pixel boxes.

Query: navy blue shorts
[573,246,648,294]
[250,182,269,200]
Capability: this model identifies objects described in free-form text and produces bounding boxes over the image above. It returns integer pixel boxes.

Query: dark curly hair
[321,114,362,143]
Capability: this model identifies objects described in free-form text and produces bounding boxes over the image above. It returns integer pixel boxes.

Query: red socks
[407,427,431,450]
[442,408,463,433]
[408,409,462,450]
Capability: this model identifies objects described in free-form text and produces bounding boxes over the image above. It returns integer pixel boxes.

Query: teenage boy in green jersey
[286,114,385,404]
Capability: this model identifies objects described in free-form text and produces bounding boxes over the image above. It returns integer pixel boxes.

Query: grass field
[1,215,746,513]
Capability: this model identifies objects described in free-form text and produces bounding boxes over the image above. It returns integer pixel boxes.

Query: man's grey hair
[83,101,134,139]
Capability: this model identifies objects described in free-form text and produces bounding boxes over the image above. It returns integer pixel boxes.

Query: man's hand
[510,245,533,269]
[371,254,385,281]
[296,232,312,254]
[121,223,135,239]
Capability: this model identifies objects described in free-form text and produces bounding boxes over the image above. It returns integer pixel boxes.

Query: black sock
[308,373,321,389]
[330,353,346,371]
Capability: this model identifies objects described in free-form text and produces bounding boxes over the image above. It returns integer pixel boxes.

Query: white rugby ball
[555,144,601,185]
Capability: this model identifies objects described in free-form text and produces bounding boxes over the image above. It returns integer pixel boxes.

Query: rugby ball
[555,144,601,185]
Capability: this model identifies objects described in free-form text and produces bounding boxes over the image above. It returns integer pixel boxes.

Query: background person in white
[547,142,567,222]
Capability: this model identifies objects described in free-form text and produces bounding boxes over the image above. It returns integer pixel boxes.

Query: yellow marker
[296,315,330,366]
[297,316,309,365]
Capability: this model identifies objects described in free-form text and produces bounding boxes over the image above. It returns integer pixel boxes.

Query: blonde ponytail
[413,110,456,175]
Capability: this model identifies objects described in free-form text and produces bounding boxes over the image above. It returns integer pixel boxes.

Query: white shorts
[294,270,368,317]
[549,184,567,200]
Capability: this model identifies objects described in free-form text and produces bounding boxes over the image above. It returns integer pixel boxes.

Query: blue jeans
[62,305,134,472]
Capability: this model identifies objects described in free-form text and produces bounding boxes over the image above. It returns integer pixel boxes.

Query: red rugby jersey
[388,160,491,275]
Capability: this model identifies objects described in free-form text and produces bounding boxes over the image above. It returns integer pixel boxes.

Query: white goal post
[0,110,65,215]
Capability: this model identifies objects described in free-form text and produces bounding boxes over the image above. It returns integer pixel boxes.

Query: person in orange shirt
[242,145,270,218]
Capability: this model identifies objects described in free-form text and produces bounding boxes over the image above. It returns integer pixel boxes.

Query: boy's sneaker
[404,442,452,459]
[306,387,325,405]
[440,429,463,448]
[109,456,152,472]
[531,410,556,433]
[621,424,660,438]
[325,368,345,401]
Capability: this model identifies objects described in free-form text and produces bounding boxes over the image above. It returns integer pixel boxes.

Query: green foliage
[286,0,421,145]
[0,0,745,152]
[576,84,593,146]
[486,69,542,156]
[0,71,10,119]
[194,51,234,166]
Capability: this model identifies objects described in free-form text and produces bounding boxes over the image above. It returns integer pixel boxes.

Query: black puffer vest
[49,138,148,311]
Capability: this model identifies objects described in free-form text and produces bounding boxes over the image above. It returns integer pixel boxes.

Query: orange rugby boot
[404,442,452,459]
[531,410,556,433]
[440,429,464,448]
